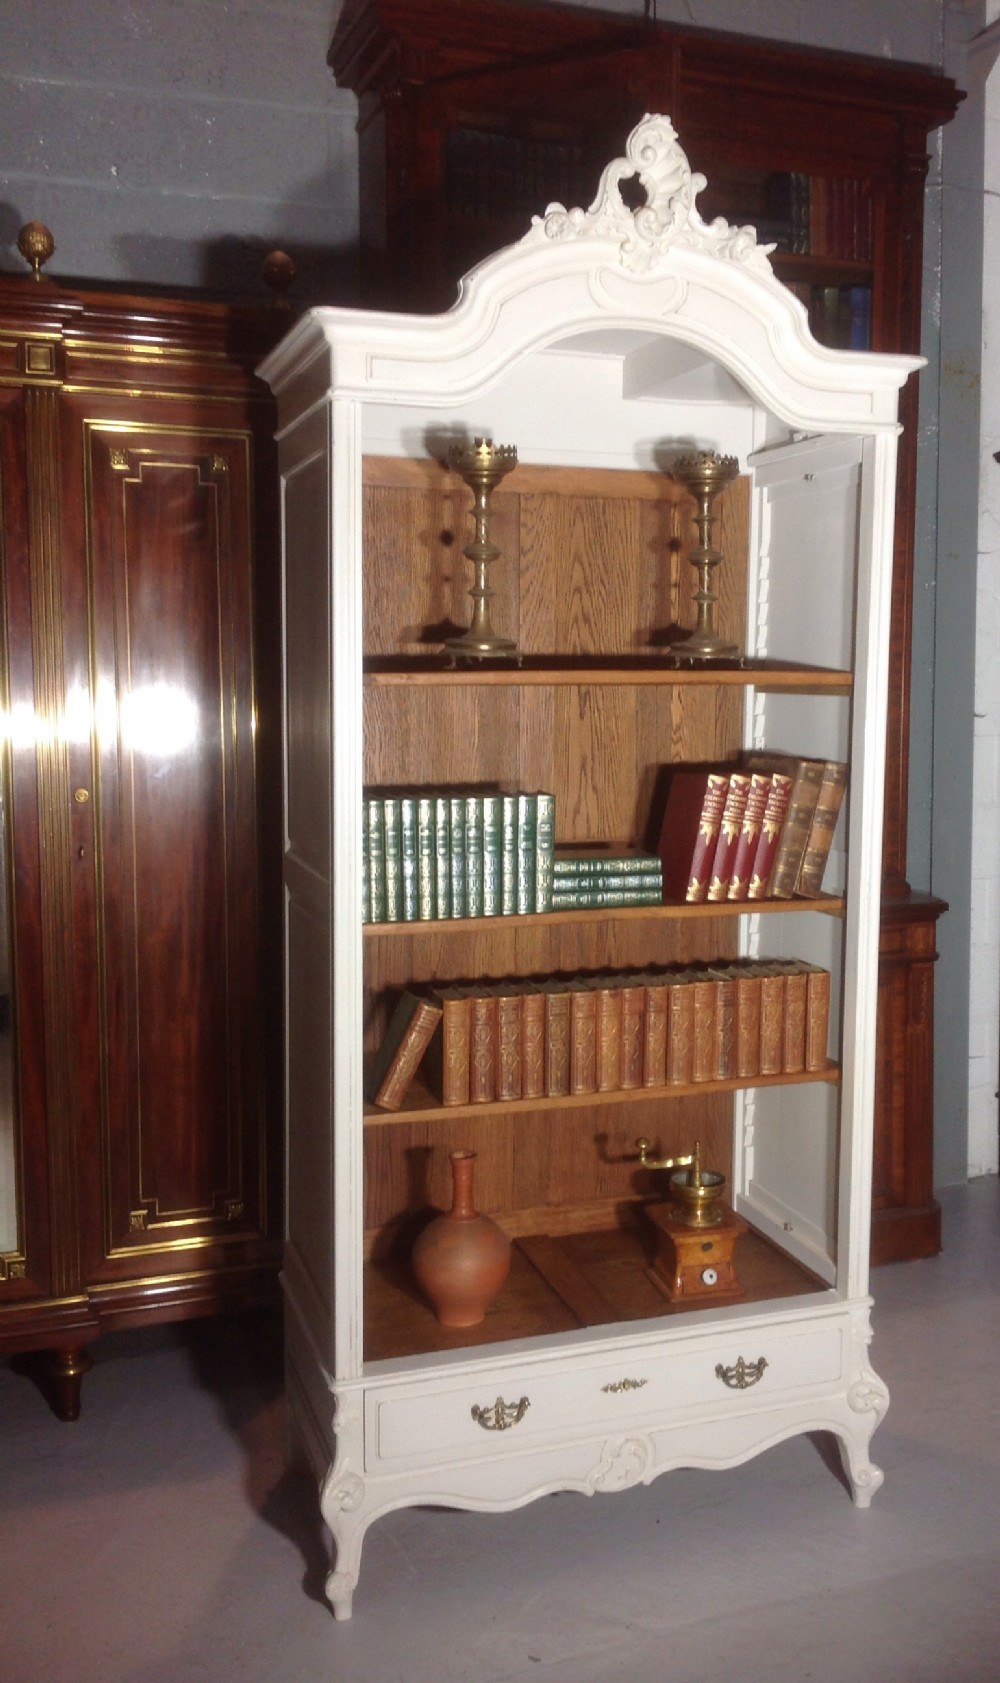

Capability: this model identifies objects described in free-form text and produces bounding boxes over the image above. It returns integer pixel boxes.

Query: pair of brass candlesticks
[443,440,740,663]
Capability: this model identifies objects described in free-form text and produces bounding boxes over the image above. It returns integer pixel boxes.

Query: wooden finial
[16,221,55,281]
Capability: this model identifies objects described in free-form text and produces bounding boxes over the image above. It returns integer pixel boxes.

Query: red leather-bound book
[707,772,751,901]
[657,769,730,903]
[726,771,771,901]
[745,755,824,898]
[745,772,793,900]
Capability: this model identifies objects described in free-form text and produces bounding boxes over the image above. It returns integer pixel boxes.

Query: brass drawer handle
[471,1395,530,1431]
[715,1356,768,1390]
[601,1378,648,1394]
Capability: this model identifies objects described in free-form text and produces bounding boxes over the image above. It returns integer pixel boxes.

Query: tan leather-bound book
[781,961,809,1073]
[591,976,623,1093]
[804,964,832,1070]
[726,772,771,901]
[569,982,598,1095]
[520,984,546,1100]
[619,979,646,1090]
[424,986,473,1107]
[733,964,762,1080]
[469,991,498,1104]
[707,772,751,901]
[708,966,739,1080]
[494,982,523,1102]
[795,760,848,897]
[758,965,786,1075]
[690,968,720,1082]
[642,972,669,1088]
[544,983,572,1097]
[366,991,444,1110]
[666,971,696,1085]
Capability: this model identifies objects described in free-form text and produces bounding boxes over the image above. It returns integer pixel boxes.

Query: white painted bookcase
[260,116,918,1620]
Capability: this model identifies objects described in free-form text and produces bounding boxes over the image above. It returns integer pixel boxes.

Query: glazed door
[66,405,273,1287]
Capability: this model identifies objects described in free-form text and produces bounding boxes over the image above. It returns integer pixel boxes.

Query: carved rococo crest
[526,113,775,278]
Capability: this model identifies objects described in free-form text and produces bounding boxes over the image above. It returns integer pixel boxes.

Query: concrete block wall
[0,0,949,294]
[0,0,359,301]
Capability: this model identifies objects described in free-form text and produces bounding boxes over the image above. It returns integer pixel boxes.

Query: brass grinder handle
[636,1138,701,1175]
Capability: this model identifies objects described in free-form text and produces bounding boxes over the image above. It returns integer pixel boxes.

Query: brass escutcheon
[715,1356,768,1390]
[601,1378,649,1394]
[471,1395,530,1431]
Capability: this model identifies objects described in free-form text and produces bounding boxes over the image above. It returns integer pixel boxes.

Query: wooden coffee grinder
[636,1137,747,1305]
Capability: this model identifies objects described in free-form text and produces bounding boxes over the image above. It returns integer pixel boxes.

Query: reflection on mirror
[0,772,16,1258]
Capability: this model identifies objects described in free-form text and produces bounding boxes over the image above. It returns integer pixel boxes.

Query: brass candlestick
[669,450,741,663]
[444,437,518,659]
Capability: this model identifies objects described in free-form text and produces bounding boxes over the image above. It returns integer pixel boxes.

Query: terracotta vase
[412,1150,511,1328]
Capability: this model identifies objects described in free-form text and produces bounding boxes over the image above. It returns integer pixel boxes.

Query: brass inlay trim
[471,1396,530,1431]
[65,341,238,365]
[107,1229,265,1259]
[24,342,56,376]
[26,386,81,1296]
[87,1265,272,1298]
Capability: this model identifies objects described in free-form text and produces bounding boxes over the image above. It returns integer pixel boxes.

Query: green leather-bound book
[382,796,403,923]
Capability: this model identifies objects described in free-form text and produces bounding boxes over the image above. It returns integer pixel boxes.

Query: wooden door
[49,392,279,1299]
[0,384,57,1307]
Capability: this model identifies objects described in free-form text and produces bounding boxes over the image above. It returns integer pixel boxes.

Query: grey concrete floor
[2,1178,998,1683]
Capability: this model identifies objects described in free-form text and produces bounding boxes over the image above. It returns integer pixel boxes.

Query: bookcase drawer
[365,1322,845,1472]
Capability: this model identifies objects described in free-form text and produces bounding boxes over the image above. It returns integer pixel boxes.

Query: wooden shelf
[364,1061,839,1126]
[364,656,853,693]
[363,895,846,936]
[772,253,874,287]
[363,1217,829,1363]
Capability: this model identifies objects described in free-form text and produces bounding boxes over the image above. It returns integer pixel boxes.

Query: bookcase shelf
[773,253,873,288]
[363,1060,840,1127]
[364,658,853,693]
[363,1221,830,1364]
[263,112,918,1619]
[362,894,846,936]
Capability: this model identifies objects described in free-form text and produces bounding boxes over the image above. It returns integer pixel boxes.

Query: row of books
[658,754,847,904]
[362,789,555,924]
[366,958,832,1111]
[749,172,874,263]
[551,850,663,909]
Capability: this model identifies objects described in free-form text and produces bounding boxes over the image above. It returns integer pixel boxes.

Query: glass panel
[699,167,874,264]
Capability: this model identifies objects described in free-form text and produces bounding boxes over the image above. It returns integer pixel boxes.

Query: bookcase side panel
[281,434,338,1366]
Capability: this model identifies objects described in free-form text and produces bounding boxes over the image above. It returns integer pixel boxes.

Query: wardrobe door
[66,405,274,1294]
[0,386,56,1308]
